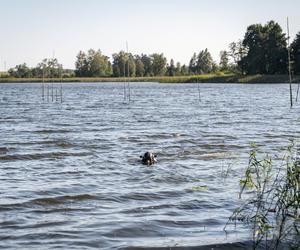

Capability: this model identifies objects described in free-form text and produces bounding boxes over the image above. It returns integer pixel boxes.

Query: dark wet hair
[140,152,156,165]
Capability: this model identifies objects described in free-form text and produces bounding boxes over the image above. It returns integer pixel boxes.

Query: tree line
[7,20,300,78]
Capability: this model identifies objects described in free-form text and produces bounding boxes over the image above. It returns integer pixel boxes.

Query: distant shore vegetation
[1,20,300,82]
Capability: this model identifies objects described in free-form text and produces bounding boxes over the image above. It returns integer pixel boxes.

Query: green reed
[225,141,300,249]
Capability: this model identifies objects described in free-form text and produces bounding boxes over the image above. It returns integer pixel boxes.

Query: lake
[0,82,299,249]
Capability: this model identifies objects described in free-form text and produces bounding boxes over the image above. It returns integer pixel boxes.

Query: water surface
[0,82,299,249]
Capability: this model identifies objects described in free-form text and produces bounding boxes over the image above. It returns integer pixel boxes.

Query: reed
[1,74,300,84]
[225,142,300,249]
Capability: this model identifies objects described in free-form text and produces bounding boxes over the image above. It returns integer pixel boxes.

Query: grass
[0,73,300,84]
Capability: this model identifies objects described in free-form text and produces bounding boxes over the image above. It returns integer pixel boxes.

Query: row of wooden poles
[42,83,63,103]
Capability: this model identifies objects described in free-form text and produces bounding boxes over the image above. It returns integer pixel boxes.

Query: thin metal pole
[52,83,54,102]
[47,84,49,102]
[197,79,201,102]
[60,70,63,103]
[296,83,300,102]
[287,17,293,107]
[60,84,63,103]
[126,41,130,102]
[42,84,44,101]
[123,63,126,101]
[42,68,45,101]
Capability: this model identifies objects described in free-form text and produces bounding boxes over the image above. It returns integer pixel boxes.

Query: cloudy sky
[0,0,299,69]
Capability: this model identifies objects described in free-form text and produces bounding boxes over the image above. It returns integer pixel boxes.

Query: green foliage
[189,52,197,74]
[141,54,153,76]
[8,59,64,78]
[134,55,145,77]
[180,64,189,76]
[189,49,215,74]
[291,32,300,74]
[112,51,136,77]
[175,62,181,76]
[240,21,288,75]
[166,59,176,76]
[36,58,63,78]
[151,53,167,76]
[8,63,32,78]
[226,142,300,249]
[219,50,229,71]
[196,49,214,73]
[75,49,112,77]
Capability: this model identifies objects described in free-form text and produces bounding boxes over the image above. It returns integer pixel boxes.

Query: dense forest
[5,21,300,78]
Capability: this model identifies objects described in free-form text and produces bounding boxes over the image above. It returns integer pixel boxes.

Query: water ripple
[0,83,298,249]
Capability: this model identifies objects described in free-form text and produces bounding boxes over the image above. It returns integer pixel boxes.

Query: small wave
[34,129,73,134]
[41,194,99,204]
[105,222,164,238]
[0,151,91,161]
[199,152,234,160]
[119,191,186,202]
[32,207,91,214]
[0,194,98,211]
[0,147,9,154]
[137,120,159,123]
[7,139,76,148]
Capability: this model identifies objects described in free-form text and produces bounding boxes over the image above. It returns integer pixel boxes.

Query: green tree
[228,40,247,73]
[141,54,153,76]
[166,59,176,76]
[196,49,213,73]
[75,51,89,77]
[47,58,63,77]
[219,50,229,71]
[112,51,126,77]
[75,49,111,77]
[87,49,112,77]
[175,62,181,76]
[8,63,32,78]
[112,51,136,77]
[180,64,189,75]
[134,55,145,77]
[127,53,136,77]
[291,32,300,74]
[151,53,167,76]
[31,58,63,78]
[240,21,287,74]
[189,52,197,74]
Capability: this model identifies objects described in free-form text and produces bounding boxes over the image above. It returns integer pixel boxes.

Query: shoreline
[0,74,299,84]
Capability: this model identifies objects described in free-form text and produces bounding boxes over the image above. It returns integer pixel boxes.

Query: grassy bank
[0,73,299,84]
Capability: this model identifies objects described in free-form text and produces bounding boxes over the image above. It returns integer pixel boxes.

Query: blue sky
[0,0,299,69]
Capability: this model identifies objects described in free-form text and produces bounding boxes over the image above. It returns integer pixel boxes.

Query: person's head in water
[140,152,157,165]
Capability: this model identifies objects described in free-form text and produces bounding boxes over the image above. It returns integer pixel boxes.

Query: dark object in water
[140,152,157,165]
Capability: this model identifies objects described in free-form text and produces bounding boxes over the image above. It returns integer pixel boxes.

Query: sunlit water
[0,82,299,249]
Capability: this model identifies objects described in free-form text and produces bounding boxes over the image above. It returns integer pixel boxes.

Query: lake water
[0,82,299,249]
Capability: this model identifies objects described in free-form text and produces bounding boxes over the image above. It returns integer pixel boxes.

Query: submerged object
[140,152,157,165]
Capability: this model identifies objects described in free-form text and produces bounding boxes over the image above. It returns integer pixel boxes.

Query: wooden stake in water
[60,77,63,103]
[52,83,54,102]
[197,78,201,102]
[287,17,293,107]
[59,69,63,103]
[42,84,44,102]
[42,68,45,101]
[123,63,126,101]
[126,41,131,102]
[47,84,49,102]
[296,84,300,102]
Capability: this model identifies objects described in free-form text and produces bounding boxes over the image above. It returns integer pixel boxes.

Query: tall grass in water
[225,141,300,249]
